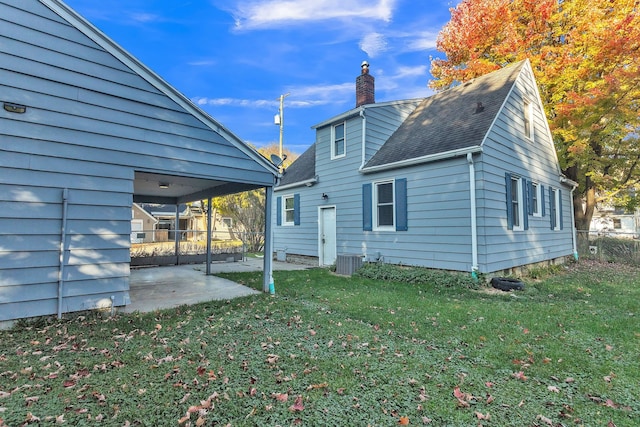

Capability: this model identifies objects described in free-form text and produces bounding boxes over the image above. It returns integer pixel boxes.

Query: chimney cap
[361,60,369,68]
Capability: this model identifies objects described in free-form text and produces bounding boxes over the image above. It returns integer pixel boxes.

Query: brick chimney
[356,61,375,107]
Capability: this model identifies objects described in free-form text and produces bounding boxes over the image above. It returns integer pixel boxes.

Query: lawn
[1,261,638,426]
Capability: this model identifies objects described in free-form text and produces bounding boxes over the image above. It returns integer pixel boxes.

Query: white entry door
[319,207,337,266]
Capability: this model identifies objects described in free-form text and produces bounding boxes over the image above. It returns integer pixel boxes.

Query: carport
[0,0,279,322]
[133,171,277,287]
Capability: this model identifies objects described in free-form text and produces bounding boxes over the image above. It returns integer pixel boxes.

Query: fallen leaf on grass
[289,395,304,412]
[547,385,560,393]
[512,371,527,381]
[536,414,553,426]
[273,393,288,402]
[398,415,409,424]
[474,411,490,420]
[306,383,328,391]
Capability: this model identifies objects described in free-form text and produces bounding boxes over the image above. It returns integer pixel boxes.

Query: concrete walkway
[123,258,311,313]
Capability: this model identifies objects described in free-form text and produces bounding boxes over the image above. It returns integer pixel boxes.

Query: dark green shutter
[293,193,300,226]
[276,196,282,226]
[505,173,513,230]
[363,183,372,231]
[395,178,408,231]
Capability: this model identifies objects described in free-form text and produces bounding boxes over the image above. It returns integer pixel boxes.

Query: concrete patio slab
[123,258,311,313]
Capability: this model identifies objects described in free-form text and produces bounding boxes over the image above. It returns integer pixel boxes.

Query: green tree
[211,144,297,252]
[430,0,640,230]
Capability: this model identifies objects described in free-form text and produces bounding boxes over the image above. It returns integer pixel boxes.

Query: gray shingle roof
[278,143,316,187]
[277,61,526,186]
[364,60,525,168]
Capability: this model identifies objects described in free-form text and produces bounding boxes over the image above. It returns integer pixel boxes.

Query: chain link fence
[577,230,640,266]
[129,229,265,266]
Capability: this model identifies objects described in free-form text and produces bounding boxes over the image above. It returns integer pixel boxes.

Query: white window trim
[524,99,534,142]
[282,194,295,227]
[373,179,395,231]
[552,188,561,231]
[532,182,542,217]
[331,121,346,159]
[511,176,524,231]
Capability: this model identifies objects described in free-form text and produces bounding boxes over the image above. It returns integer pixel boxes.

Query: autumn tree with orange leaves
[430,0,640,230]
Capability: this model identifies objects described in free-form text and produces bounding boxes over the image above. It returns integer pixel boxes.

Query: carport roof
[42,0,279,204]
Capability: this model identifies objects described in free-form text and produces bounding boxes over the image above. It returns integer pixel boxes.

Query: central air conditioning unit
[336,254,363,276]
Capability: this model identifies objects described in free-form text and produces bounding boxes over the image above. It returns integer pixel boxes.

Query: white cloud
[228,0,397,30]
[130,13,162,23]
[193,82,353,109]
[405,31,439,51]
[393,65,428,79]
[188,60,217,67]
[194,97,276,108]
[359,32,388,58]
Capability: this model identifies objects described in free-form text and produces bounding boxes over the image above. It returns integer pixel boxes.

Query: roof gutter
[359,146,483,174]
[560,176,579,188]
[275,176,319,192]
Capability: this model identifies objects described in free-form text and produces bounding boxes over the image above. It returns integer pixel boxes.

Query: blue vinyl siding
[274,60,574,274]
[0,0,276,321]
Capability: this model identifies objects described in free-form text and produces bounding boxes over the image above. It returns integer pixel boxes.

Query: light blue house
[273,60,577,275]
[0,0,279,322]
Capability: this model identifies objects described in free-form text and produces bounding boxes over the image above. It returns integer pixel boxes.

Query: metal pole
[175,205,180,265]
[263,186,274,294]
[206,198,212,274]
[278,93,290,160]
[57,188,69,319]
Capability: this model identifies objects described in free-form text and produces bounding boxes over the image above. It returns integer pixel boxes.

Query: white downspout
[569,186,579,261]
[467,153,479,278]
[359,108,366,169]
[561,177,579,261]
[57,188,69,319]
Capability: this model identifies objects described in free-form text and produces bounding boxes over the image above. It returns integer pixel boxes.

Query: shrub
[354,262,479,289]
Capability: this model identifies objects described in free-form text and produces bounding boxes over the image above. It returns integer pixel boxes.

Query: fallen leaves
[288,395,304,412]
[511,371,527,381]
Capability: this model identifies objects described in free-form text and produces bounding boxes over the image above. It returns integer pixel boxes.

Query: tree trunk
[566,166,596,231]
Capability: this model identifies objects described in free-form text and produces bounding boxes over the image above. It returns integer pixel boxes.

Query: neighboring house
[138,203,201,242]
[0,0,278,322]
[273,60,577,275]
[589,204,640,238]
[131,202,237,244]
[131,203,158,244]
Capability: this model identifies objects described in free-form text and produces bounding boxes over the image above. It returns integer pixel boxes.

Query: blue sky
[64,0,458,155]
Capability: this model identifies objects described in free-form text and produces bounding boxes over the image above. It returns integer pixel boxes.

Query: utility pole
[275,93,290,159]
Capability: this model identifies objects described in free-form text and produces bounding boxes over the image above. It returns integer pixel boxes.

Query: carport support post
[206,197,212,275]
[174,205,180,265]
[263,186,274,293]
